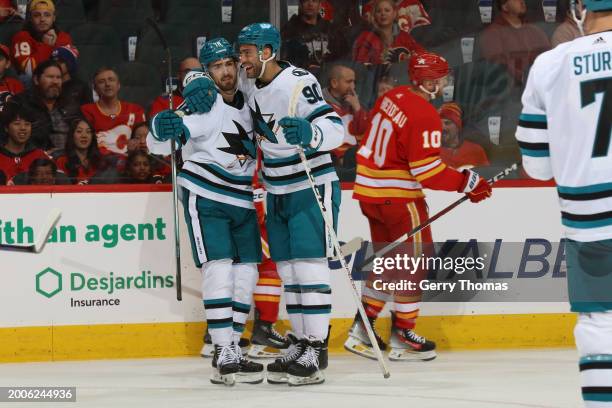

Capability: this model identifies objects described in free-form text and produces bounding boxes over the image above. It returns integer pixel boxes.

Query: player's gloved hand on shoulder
[182,74,218,114]
[459,169,492,203]
[279,116,323,151]
[152,109,189,147]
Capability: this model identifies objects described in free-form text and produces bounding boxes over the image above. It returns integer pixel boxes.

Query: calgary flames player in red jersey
[344,52,492,361]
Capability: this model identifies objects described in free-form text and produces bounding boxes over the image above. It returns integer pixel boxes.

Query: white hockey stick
[0,208,61,253]
[331,237,364,261]
[289,81,390,379]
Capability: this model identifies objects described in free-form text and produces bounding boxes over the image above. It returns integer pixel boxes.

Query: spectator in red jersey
[439,102,489,170]
[51,45,92,105]
[81,67,146,155]
[121,150,166,184]
[0,43,24,112]
[362,0,431,33]
[281,0,348,73]
[11,0,72,77]
[0,0,17,22]
[353,0,425,65]
[148,57,200,118]
[479,0,550,85]
[8,60,81,150]
[27,157,57,184]
[55,118,115,184]
[322,64,368,159]
[0,104,48,183]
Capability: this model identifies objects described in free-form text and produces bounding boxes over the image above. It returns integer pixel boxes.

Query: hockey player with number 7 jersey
[346,52,493,362]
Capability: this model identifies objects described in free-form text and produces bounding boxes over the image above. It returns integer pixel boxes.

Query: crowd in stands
[0,0,582,185]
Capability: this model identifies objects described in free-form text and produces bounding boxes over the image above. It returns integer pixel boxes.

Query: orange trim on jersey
[414,162,447,182]
[356,165,416,180]
[253,295,281,303]
[407,202,422,246]
[353,184,425,199]
[95,101,123,118]
[409,156,439,168]
[256,278,282,287]
[395,310,419,320]
[363,296,386,308]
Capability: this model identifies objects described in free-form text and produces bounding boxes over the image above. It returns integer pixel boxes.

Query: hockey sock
[202,259,234,346]
[278,260,304,338]
[575,311,612,407]
[362,286,388,319]
[293,258,331,341]
[253,261,282,323]
[231,263,258,344]
[392,300,420,330]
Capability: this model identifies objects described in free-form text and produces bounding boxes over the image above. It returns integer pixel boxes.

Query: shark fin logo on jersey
[250,99,278,144]
[220,120,256,167]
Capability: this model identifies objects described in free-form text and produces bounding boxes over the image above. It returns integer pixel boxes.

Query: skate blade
[200,344,214,358]
[236,371,264,384]
[388,348,436,362]
[266,371,289,384]
[287,371,325,386]
[210,372,236,386]
[248,344,285,359]
[344,337,378,360]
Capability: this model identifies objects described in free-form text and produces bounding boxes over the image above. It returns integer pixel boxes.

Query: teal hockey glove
[279,116,323,150]
[183,74,218,114]
[151,109,189,147]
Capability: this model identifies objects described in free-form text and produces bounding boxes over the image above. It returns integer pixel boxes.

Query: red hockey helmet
[408,52,450,84]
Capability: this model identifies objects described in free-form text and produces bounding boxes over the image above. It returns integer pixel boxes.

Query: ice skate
[388,312,436,361]
[287,339,326,386]
[266,334,305,384]
[233,344,264,384]
[344,312,387,360]
[248,312,291,359]
[210,345,240,386]
[202,328,250,358]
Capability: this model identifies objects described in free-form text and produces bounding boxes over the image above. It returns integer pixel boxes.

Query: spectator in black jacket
[281,0,348,73]
[7,59,81,151]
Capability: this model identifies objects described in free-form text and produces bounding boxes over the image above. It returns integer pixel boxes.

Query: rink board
[0,184,575,362]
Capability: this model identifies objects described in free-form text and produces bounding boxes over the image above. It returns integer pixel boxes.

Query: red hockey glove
[459,169,492,203]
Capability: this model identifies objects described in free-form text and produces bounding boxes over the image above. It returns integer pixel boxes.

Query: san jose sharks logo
[250,99,278,144]
[219,120,256,167]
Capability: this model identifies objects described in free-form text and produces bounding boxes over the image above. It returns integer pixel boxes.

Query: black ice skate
[344,312,387,360]
[201,327,251,358]
[266,333,305,384]
[210,344,240,386]
[232,344,264,384]
[287,339,326,386]
[388,312,436,361]
[248,312,291,359]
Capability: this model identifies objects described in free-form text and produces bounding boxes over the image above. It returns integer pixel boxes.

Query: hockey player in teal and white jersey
[235,22,344,387]
[182,23,344,387]
[516,1,612,406]
[147,38,264,386]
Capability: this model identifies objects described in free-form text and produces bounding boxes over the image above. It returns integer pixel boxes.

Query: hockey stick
[359,163,519,269]
[289,81,391,379]
[146,17,182,301]
[0,208,61,253]
[331,237,364,261]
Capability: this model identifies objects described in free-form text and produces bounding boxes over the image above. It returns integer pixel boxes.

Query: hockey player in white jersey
[147,38,264,386]
[238,22,344,386]
[516,1,612,406]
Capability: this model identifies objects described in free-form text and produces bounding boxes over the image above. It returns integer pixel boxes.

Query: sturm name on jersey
[573,51,612,75]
